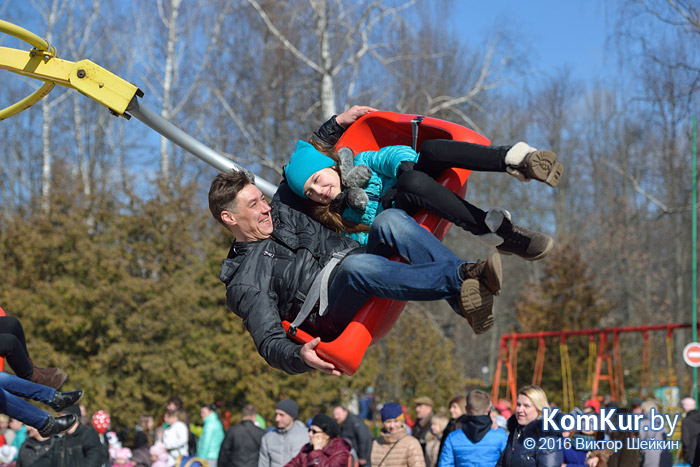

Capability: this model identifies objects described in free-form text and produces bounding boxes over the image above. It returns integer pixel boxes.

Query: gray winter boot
[458,253,502,334]
[481,208,554,261]
[505,142,564,188]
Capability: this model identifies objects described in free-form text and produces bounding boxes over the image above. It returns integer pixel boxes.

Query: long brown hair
[307,140,370,235]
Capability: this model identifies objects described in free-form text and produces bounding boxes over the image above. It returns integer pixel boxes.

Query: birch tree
[132,0,230,182]
[30,0,70,212]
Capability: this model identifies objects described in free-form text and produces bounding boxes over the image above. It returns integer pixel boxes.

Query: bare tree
[29,0,71,212]
[131,0,231,182]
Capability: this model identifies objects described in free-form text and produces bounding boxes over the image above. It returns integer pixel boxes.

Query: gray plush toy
[329,147,372,212]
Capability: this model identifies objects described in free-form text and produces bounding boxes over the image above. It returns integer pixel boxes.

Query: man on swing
[208,106,550,375]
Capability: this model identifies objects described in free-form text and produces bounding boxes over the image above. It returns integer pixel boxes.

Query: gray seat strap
[288,248,352,335]
[411,115,424,151]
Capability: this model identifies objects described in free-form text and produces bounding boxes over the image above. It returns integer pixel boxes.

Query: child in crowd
[149,443,169,467]
[0,445,16,467]
[110,447,133,467]
[284,135,562,261]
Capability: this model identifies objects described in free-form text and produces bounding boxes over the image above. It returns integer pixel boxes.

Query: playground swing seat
[281,111,490,375]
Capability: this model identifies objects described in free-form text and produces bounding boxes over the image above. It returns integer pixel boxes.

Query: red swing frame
[281,111,490,375]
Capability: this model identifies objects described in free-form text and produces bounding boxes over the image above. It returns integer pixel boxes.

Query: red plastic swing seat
[281,111,490,375]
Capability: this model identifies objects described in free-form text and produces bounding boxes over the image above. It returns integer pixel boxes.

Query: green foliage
[362,305,465,410]
[0,172,466,430]
[513,242,613,408]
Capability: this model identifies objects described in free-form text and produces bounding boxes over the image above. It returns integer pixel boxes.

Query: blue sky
[451,0,610,81]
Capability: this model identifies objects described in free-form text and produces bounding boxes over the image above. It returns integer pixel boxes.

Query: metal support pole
[693,115,698,404]
[126,98,278,198]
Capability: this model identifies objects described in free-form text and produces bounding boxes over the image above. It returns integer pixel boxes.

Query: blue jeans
[0,371,54,428]
[327,209,465,330]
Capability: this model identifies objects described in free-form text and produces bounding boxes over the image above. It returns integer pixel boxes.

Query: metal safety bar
[126,98,277,198]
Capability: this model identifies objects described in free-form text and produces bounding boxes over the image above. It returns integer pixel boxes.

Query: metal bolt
[77,69,86,78]
[99,83,104,88]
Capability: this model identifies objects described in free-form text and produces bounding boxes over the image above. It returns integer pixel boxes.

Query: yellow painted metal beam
[0,20,140,120]
[68,59,140,116]
[0,46,73,86]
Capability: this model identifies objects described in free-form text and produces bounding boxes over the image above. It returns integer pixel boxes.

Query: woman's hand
[310,434,329,450]
[336,105,378,128]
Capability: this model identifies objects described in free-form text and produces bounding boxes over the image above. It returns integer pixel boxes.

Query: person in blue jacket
[284,115,563,261]
[439,389,506,467]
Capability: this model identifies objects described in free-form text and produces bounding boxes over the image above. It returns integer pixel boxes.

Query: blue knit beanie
[380,402,404,421]
[285,140,335,199]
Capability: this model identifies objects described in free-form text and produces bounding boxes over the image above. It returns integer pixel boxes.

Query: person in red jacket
[286,414,351,467]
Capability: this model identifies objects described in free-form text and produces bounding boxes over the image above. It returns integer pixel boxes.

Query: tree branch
[246,0,323,74]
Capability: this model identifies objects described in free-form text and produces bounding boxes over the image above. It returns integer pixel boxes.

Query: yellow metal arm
[0,19,278,196]
[0,19,140,120]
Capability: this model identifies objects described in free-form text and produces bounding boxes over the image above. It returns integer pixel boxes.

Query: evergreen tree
[512,242,613,408]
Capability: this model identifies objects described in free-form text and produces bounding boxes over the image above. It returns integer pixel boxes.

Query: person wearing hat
[286,413,351,466]
[0,444,17,467]
[259,399,310,467]
[32,404,106,467]
[583,398,600,414]
[412,397,434,461]
[210,107,511,377]
[371,403,425,467]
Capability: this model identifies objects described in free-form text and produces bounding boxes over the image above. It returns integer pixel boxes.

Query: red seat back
[282,111,489,375]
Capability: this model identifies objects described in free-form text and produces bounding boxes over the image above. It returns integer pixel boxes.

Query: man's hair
[167,395,183,408]
[466,390,491,415]
[208,169,256,225]
[242,404,258,418]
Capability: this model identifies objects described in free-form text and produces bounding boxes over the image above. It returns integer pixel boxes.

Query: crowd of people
[0,313,692,467]
[0,384,692,467]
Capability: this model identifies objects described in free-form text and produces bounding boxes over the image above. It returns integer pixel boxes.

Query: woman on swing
[284,107,563,261]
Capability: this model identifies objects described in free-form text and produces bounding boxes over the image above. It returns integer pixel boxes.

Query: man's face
[415,403,432,420]
[275,409,294,430]
[333,407,348,424]
[222,184,273,242]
